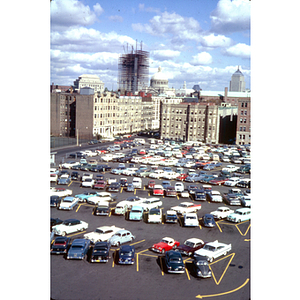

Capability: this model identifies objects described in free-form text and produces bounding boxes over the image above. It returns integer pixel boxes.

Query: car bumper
[90,257,109,263]
[167,268,185,274]
[151,247,162,253]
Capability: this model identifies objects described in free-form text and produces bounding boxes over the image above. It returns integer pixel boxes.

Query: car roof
[120,245,134,251]
[185,238,204,244]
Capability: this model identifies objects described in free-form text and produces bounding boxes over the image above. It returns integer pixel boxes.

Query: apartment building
[236,98,251,145]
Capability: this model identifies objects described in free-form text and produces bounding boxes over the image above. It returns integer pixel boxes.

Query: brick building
[236,98,251,145]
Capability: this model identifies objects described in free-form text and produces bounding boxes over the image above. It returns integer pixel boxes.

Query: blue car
[202,214,216,227]
[75,191,98,203]
[118,245,135,265]
[67,239,91,260]
[129,206,144,221]
[57,175,71,185]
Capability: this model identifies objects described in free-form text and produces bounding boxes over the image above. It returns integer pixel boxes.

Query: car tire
[62,231,66,236]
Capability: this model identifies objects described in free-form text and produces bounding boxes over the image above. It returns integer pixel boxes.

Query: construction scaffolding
[118,46,149,94]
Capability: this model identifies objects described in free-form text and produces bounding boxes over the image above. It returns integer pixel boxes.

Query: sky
[50,0,251,91]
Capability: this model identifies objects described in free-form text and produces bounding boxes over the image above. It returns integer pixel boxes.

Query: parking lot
[50,139,250,300]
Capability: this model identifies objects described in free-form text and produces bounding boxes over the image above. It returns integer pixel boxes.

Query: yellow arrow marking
[196,278,249,298]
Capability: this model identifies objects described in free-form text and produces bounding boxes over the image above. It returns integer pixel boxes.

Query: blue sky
[50,0,250,91]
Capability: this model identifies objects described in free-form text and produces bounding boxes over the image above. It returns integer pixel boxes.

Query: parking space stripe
[185,267,191,280]
[130,239,145,246]
[160,256,164,276]
[216,222,222,233]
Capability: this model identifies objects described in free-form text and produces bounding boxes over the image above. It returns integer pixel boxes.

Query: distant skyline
[50,0,250,91]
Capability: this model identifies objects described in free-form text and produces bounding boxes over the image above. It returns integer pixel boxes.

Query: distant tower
[229,66,246,92]
[118,45,149,94]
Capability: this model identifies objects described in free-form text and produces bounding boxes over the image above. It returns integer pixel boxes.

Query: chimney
[224,87,228,103]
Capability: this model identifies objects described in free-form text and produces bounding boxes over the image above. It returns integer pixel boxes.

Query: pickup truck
[210,207,234,220]
[194,240,232,262]
[171,202,201,214]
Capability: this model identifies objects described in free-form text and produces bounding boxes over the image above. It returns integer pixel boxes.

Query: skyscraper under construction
[118,46,149,94]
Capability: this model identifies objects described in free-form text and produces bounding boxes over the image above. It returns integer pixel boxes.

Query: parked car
[67,239,91,260]
[222,165,239,173]
[126,183,135,192]
[57,174,71,185]
[206,190,223,202]
[224,177,242,187]
[109,229,135,247]
[180,189,190,198]
[241,195,251,207]
[176,238,205,256]
[114,202,128,216]
[192,256,212,278]
[118,245,135,265]
[164,250,185,274]
[151,237,180,254]
[93,202,110,216]
[194,240,232,262]
[147,180,156,189]
[148,208,162,223]
[93,180,107,189]
[84,225,123,243]
[164,210,178,223]
[210,207,234,220]
[75,191,98,203]
[81,178,95,188]
[132,177,142,189]
[140,197,162,211]
[50,195,61,208]
[202,214,216,227]
[58,197,79,210]
[183,213,199,227]
[129,206,144,221]
[117,196,146,210]
[50,187,72,198]
[194,189,206,201]
[52,219,88,236]
[50,236,71,255]
[165,186,177,197]
[171,202,201,214]
[227,208,251,223]
[153,185,164,196]
[223,193,242,206]
[90,241,111,263]
[174,182,184,192]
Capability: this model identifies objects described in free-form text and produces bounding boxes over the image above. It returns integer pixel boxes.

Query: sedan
[57,175,71,185]
[118,245,135,265]
[176,238,205,256]
[58,197,79,210]
[107,182,121,192]
[50,236,71,255]
[90,242,110,263]
[52,219,88,236]
[192,256,212,278]
[165,251,185,274]
[67,239,91,260]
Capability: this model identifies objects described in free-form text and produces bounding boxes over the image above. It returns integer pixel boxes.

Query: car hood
[84,232,100,240]
[153,242,167,248]
[177,244,193,252]
[197,264,210,275]
[60,202,73,207]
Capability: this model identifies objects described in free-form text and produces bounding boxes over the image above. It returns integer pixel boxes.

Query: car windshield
[63,198,73,203]
[95,229,104,234]
[150,210,160,215]
[204,245,216,251]
[131,209,142,213]
[161,239,170,244]
[71,245,84,250]
[184,241,195,247]
[120,251,133,256]
[186,216,196,219]
[54,241,66,245]
[169,258,182,263]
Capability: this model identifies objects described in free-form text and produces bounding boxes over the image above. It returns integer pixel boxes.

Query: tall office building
[229,66,246,92]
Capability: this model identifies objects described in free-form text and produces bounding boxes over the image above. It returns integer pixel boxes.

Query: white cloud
[151,49,181,60]
[109,15,124,22]
[200,33,232,48]
[223,43,250,58]
[210,0,251,34]
[191,52,213,65]
[132,11,201,41]
[138,3,160,14]
[51,0,98,30]
[93,3,104,16]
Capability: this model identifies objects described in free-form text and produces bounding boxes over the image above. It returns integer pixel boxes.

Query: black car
[107,182,121,192]
[51,218,63,229]
[93,205,110,216]
[202,214,216,227]
[165,250,185,274]
[192,255,212,278]
[118,245,135,265]
[90,242,111,263]
[119,178,128,187]
[50,195,61,208]
[51,236,71,255]
[71,171,80,180]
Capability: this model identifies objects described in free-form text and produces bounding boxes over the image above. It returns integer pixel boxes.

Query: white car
[83,150,98,157]
[163,172,180,180]
[183,213,199,227]
[207,190,223,202]
[174,182,184,192]
[50,187,72,197]
[149,169,166,179]
[52,219,88,236]
[122,168,138,176]
[210,207,234,220]
[82,173,93,182]
[227,208,251,223]
[194,240,232,262]
[241,195,251,207]
[81,178,95,188]
[101,154,114,162]
[117,196,146,209]
[148,208,162,223]
[58,196,79,210]
[140,197,162,211]
[84,225,123,243]
[86,192,115,204]
[61,161,80,169]
[224,177,242,187]
[171,202,202,214]
[222,165,239,173]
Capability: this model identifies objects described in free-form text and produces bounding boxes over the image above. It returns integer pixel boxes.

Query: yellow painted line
[134,189,136,195]
[68,181,73,187]
[195,278,249,298]
[139,253,158,258]
[112,259,115,268]
[136,248,148,255]
[130,239,145,246]
[185,267,191,280]
[244,239,251,242]
[209,253,235,285]
[76,204,82,212]
[160,256,164,276]
[216,222,222,233]
[120,187,123,193]
[136,254,139,271]
[67,230,87,237]
[235,223,251,236]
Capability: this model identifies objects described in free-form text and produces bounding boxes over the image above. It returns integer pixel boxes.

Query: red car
[151,237,180,254]
[93,180,107,189]
[153,185,164,196]
[147,180,156,189]
[209,177,229,185]
[176,173,188,181]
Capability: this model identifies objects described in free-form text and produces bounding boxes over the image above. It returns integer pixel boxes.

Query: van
[132,177,142,189]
